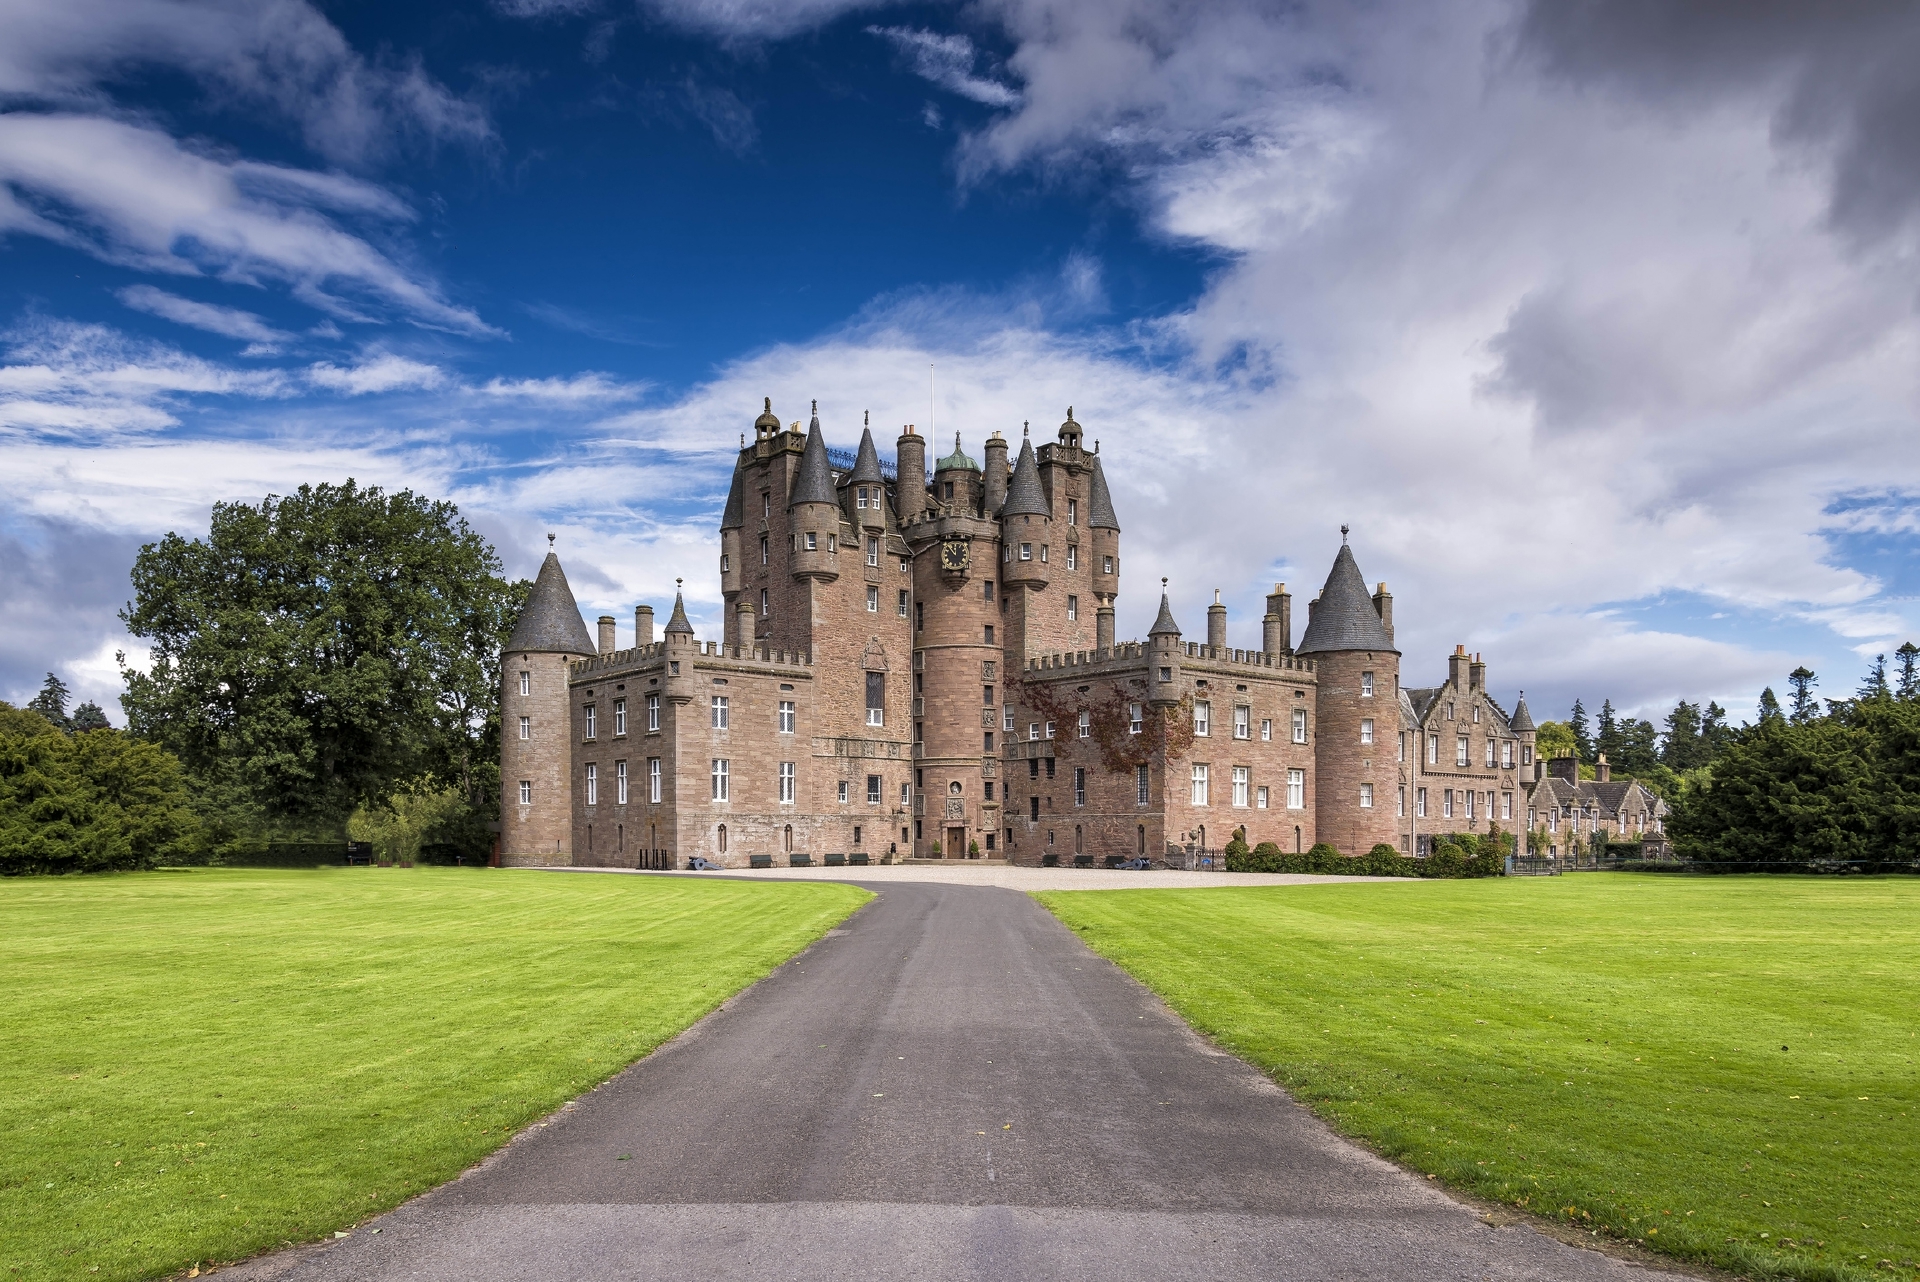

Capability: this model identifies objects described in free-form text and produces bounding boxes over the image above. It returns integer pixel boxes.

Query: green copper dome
[935,431,978,472]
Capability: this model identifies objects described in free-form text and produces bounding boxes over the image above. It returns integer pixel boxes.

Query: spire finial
[1094,439,1100,453]
[864,409,869,427]
[764,396,770,412]
[1023,420,1029,437]
[955,430,962,452]
[740,432,745,447]
[1066,406,1073,421]
[1162,577,1168,590]
[547,532,555,549]
[811,398,817,414]
[676,577,683,590]
[1340,523,1350,544]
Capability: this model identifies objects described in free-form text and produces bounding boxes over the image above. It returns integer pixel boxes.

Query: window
[1067,594,1078,621]
[856,486,868,509]
[711,759,729,801]
[1473,705,1481,723]
[585,763,597,805]
[1045,720,1056,739]
[1286,769,1305,810]
[898,589,910,617]
[1260,718,1272,741]
[1029,758,1039,780]
[916,602,924,632]
[761,535,769,565]
[867,536,879,567]
[719,823,728,852]
[1066,545,1077,570]
[1256,785,1269,808]
[838,780,849,803]
[1068,498,1078,525]
[1443,789,1454,819]
[1416,787,1427,817]
[1398,732,1406,762]
[828,535,836,552]
[1361,671,1374,697]
[984,685,995,705]
[649,758,661,803]
[1194,701,1210,736]
[1029,722,1041,741]
[1129,703,1143,734]
[760,588,769,616]
[983,580,994,602]
[805,531,817,551]
[1045,756,1056,779]
[1292,708,1308,744]
[1234,706,1250,739]
[1360,717,1374,745]
[1447,701,1455,720]
[762,492,770,518]
[1103,555,1114,574]
[984,624,994,645]
[1030,796,1041,821]
[617,759,628,804]
[984,732,993,752]
[1136,764,1150,805]
[647,693,660,732]
[1004,705,1014,732]
[901,782,910,806]
[1074,768,1086,806]
[518,671,530,696]
[1502,791,1513,820]
[945,481,955,500]
[866,672,885,727]
[711,696,729,729]
[982,781,995,801]
[1502,740,1513,768]
[1465,790,1475,820]
[779,762,795,803]
[779,700,795,733]
[1078,710,1090,738]
[867,585,879,612]
[1019,543,1032,560]
[1486,738,1497,768]
[1360,782,1373,809]
[1397,785,1405,816]
[1522,745,1533,766]
[1456,736,1469,767]
[519,779,531,805]
[1191,764,1209,806]
[867,774,881,804]
[1040,545,1048,562]
[519,716,530,740]
[1232,766,1249,807]
[584,705,596,739]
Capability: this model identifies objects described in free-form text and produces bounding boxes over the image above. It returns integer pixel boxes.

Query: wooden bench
[849,853,869,866]
[789,854,813,868]
[1073,855,1095,869]
[824,853,846,867]
[749,855,772,870]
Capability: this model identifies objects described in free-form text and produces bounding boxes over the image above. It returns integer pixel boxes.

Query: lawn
[1,868,868,1282]
[1037,876,1919,1282]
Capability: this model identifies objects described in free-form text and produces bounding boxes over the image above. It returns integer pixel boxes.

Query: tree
[1614,717,1660,775]
[1894,642,1918,700]
[1661,700,1702,770]
[27,673,71,731]
[1859,654,1890,701]
[1595,698,1620,763]
[1569,698,1592,761]
[1701,702,1735,760]
[1786,666,1819,723]
[1534,720,1576,762]
[0,706,201,874]
[120,480,524,830]
[70,703,111,732]
[1756,687,1784,725]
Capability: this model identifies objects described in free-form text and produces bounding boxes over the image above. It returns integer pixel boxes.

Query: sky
[2,0,1917,731]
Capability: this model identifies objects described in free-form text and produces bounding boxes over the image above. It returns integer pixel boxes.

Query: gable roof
[1086,452,1119,530]
[1295,542,1397,655]
[505,552,596,655]
[1002,435,1050,518]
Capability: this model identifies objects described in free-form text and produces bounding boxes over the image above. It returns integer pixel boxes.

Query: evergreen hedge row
[1223,833,1506,878]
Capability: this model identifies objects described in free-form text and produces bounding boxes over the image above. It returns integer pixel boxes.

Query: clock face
[941,539,969,571]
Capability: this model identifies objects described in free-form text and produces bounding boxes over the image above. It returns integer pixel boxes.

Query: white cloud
[480,374,643,402]
[0,115,494,334]
[869,27,1022,108]
[117,284,292,347]
[307,352,446,395]
[632,0,886,40]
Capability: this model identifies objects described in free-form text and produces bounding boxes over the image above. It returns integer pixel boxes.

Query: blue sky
[2,0,1917,730]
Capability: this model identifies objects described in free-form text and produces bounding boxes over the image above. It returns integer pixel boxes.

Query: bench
[849,853,869,866]
[1102,855,1127,869]
[1041,853,1059,867]
[824,853,846,867]
[789,854,813,868]
[749,855,772,870]
[1073,855,1095,869]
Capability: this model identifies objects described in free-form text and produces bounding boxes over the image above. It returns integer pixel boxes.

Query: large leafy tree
[121,481,525,830]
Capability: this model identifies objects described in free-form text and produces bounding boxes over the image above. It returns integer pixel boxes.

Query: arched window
[718,824,728,853]
[784,824,793,852]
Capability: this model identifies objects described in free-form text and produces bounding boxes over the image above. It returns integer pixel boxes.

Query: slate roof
[505,552,596,655]
[789,407,837,506]
[1002,435,1050,518]
[663,588,695,635]
[1149,591,1182,636]
[719,463,745,531]
[845,426,884,486]
[1295,543,1398,655]
[1509,694,1536,733]
[1086,452,1119,531]
[1527,774,1668,821]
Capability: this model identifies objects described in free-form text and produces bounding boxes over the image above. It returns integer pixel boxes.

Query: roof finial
[811,398,817,414]
[1340,523,1350,544]
[1214,588,1221,604]
[1094,439,1100,453]
[740,433,745,447]
[955,430,962,453]
[864,409,869,427]
[764,396,770,412]
[1162,577,1168,589]
[547,532,555,549]
[1023,420,1029,436]
[676,577,683,589]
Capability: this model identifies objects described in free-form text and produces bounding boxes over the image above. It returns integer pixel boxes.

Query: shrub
[0,708,201,874]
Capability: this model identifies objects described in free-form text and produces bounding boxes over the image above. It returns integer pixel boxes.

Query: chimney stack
[983,432,1009,514]
[1095,599,1115,652]
[1595,754,1611,783]
[1469,652,1485,691]
[895,426,926,524]
[1372,581,1393,644]
[1207,589,1227,650]
[597,615,616,656]
[635,605,655,646]
[1263,583,1291,655]
[1448,644,1469,689]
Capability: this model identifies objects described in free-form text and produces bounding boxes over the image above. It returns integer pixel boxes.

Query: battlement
[569,639,816,680]
[1022,641,1314,676]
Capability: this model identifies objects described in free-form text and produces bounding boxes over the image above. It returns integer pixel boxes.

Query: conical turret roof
[1295,540,1398,655]
[719,461,745,531]
[788,403,836,506]
[1002,435,1049,518]
[1087,452,1119,530]
[1510,693,1536,733]
[847,425,884,486]
[663,586,695,635]
[1149,590,1182,636]
[505,552,596,655]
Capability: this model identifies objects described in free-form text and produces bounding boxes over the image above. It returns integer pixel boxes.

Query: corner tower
[1295,530,1401,857]
[501,545,596,866]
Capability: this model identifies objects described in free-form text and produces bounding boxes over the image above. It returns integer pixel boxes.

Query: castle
[499,402,1585,869]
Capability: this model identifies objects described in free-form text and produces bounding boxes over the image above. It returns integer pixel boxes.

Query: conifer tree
[27,673,71,731]
[1787,667,1819,723]
[1896,642,1919,700]
[1569,698,1592,760]
[1701,702,1734,759]
[70,702,111,732]
[1596,698,1620,761]
[1661,700,1702,769]
[1858,654,1890,700]
[1756,687,1784,724]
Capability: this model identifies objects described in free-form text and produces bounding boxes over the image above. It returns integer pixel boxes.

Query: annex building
[499,402,1587,869]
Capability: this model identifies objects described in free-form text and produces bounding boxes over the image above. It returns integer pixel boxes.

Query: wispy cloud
[870,27,1021,108]
[307,352,447,395]
[117,285,293,349]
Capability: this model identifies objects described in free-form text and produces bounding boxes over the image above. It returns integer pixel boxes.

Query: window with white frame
[1019,543,1032,560]
[614,700,626,736]
[518,671,530,696]
[779,761,795,803]
[1361,671,1374,697]
[1136,764,1150,805]
[1068,498,1078,524]
[1029,722,1041,741]
[1191,763,1209,806]
[1067,594,1078,621]
[1232,766,1249,807]
[1044,720,1055,739]
[711,759,729,801]
[1129,703,1143,734]
[1473,705,1481,723]
[1194,700,1210,736]
[649,757,661,803]
[897,589,909,617]
[805,531,817,551]
[616,760,628,804]
[1501,740,1513,768]
[1292,707,1307,744]
[1078,711,1090,738]
[856,486,868,509]
[1040,545,1048,562]
[519,779,531,805]
[1398,732,1406,762]
[1456,736,1469,766]
[1066,545,1077,569]
[584,705,596,739]
[1397,785,1405,816]
[585,763,597,805]
[1103,555,1114,574]
[867,774,882,804]
[712,696,729,729]
[1286,768,1305,809]
[867,536,879,567]
[1502,791,1512,820]
[1360,782,1373,809]
[1443,788,1454,819]
[760,588,769,616]
[1256,785,1269,808]
[519,716,530,740]
[1427,733,1438,764]
[1486,738,1497,768]
[1360,717,1373,745]
[1234,706,1250,739]
[779,700,795,733]
[900,781,910,806]
[867,585,879,612]
[647,693,660,732]
[1465,790,1475,819]
[838,780,849,803]
[762,535,770,564]
[866,672,885,727]
[1004,705,1014,732]
[1260,717,1272,741]
[1417,786,1427,817]
[1074,767,1086,806]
